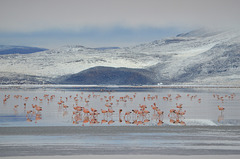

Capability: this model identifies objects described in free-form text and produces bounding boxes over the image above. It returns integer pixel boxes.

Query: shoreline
[0,84,240,89]
[1,125,240,134]
[2,155,240,159]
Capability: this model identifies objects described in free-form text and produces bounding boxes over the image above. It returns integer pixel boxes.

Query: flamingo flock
[0,89,238,126]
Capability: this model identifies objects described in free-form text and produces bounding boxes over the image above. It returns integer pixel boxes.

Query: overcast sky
[0,0,239,48]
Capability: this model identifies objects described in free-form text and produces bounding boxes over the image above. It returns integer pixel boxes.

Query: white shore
[2,155,240,159]
[0,84,240,88]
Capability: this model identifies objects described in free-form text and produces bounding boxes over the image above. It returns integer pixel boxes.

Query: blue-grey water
[0,86,240,156]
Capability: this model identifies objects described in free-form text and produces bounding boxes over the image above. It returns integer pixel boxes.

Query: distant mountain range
[0,45,48,55]
[0,28,239,85]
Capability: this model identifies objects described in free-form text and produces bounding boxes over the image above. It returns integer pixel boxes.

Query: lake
[0,85,240,156]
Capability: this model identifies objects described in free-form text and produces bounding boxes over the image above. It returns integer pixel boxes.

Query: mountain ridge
[0,45,48,55]
[0,28,239,85]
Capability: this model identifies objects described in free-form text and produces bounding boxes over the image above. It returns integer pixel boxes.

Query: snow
[183,119,217,126]
[0,28,240,85]
[0,45,160,78]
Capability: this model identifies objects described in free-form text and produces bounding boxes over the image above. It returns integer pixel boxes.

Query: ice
[184,119,217,126]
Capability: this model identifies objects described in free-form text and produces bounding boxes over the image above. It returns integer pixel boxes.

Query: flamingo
[143,110,150,114]
[132,120,138,125]
[218,105,225,111]
[108,120,115,125]
[176,103,183,109]
[26,118,32,122]
[101,109,108,114]
[180,121,186,126]
[179,110,186,116]
[108,108,115,114]
[119,109,122,116]
[83,108,90,115]
[83,119,89,124]
[144,119,150,123]
[63,104,69,109]
[91,108,97,112]
[140,104,147,110]
[137,121,143,125]
[101,119,108,124]
[157,120,164,126]
[132,109,138,114]
[151,105,158,112]
[35,106,42,112]
[157,110,164,116]
[125,111,131,116]
[125,120,131,124]
[218,106,225,115]
[27,110,32,114]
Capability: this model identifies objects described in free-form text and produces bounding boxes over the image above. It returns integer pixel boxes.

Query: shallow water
[0,86,240,156]
[0,86,239,126]
[0,126,240,156]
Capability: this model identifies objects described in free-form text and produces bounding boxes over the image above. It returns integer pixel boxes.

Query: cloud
[0,0,240,32]
[0,26,185,48]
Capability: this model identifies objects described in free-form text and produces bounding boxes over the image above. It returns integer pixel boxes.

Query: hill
[0,28,239,85]
[0,45,47,55]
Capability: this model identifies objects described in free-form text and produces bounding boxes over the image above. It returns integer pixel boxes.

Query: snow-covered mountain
[0,45,47,55]
[0,28,239,85]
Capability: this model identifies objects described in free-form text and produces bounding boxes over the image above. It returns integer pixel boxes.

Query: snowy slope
[0,45,47,55]
[0,45,159,78]
[129,28,240,85]
[0,28,239,85]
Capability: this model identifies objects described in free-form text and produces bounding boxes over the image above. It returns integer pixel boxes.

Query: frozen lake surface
[0,85,240,156]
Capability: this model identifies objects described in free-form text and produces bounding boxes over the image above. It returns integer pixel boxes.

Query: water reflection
[0,88,239,126]
[218,114,224,123]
